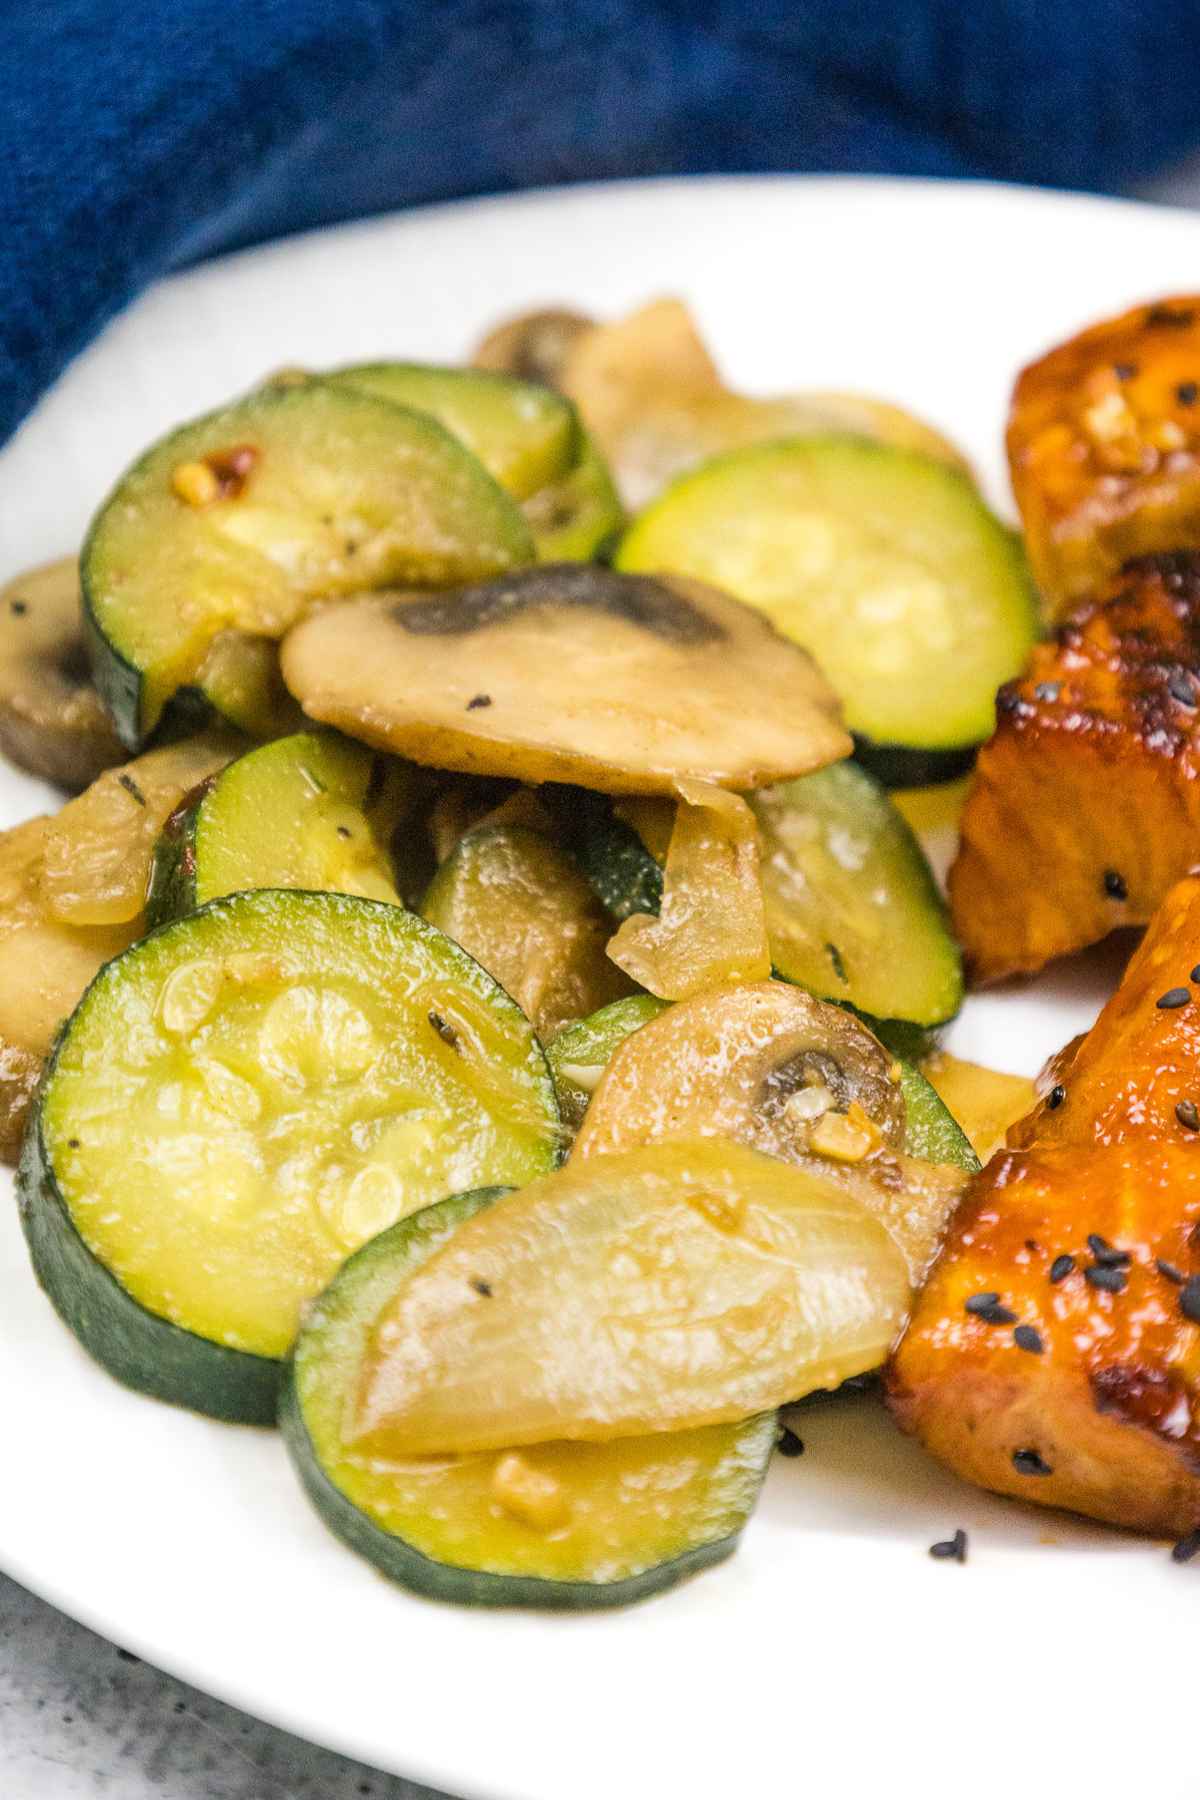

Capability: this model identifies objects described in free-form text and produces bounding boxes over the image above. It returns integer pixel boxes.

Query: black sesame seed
[1085,1265,1127,1293]
[1157,987,1191,1010]
[9,598,26,616]
[1171,1528,1200,1564]
[777,1426,805,1458]
[1167,672,1196,707]
[117,773,146,806]
[1157,1258,1186,1284]
[1047,1085,1066,1111]
[825,942,848,984]
[470,1277,493,1298]
[335,824,351,839]
[929,1528,967,1562]
[1034,682,1061,703]
[1178,381,1199,407]
[1180,1277,1200,1324]
[1102,869,1128,901]
[1087,1233,1131,1267]
[1114,361,1137,381]
[1192,967,1200,983]
[1049,1254,1075,1283]
[1013,1324,1045,1355]
[428,1010,460,1049]
[1013,1449,1052,1477]
[466,693,493,710]
[965,1292,1017,1325]
[1177,1100,1200,1132]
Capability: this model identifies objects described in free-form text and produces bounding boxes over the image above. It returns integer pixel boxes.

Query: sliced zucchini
[521,432,624,562]
[545,994,669,1131]
[896,1062,979,1172]
[349,1138,911,1456]
[616,436,1038,764]
[281,1186,775,1608]
[192,630,307,741]
[420,824,633,1038]
[564,761,961,1026]
[281,565,850,794]
[0,558,123,790]
[472,306,595,388]
[750,762,963,1026]
[83,382,533,747]
[329,363,578,502]
[606,780,771,999]
[40,732,241,927]
[541,786,663,920]
[148,732,410,924]
[19,889,559,1421]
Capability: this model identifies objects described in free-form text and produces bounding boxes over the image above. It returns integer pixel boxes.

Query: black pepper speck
[1178,381,1199,407]
[1102,869,1128,901]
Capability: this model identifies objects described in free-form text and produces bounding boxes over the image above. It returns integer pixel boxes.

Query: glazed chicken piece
[888,872,1200,1536]
[1009,294,1200,618]
[949,551,1200,984]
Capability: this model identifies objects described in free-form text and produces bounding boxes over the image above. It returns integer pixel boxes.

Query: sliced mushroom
[570,981,966,1281]
[280,565,850,795]
[0,558,123,789]
[472,308,596,389]
[573,981,906,1164]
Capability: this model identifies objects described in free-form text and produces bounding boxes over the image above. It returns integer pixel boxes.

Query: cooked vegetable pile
[7,289,1200,1607]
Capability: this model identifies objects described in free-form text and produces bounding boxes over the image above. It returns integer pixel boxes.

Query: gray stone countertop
[0,1571,447,1800]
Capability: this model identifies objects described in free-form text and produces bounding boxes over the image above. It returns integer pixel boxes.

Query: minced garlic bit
[783,1083,837,1126]
[810,1101,883,1164]
[171,460,221,508]
[490,1452,570,1532]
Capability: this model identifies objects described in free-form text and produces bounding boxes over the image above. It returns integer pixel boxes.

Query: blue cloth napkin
[3,0,1200,447]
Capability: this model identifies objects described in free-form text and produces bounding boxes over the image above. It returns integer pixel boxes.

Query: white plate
[0,176,1195,1800]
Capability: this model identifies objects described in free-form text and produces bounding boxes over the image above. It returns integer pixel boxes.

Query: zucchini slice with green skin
[896,1062,979,1172]
[148,732,412,925]
[541,786,664,920]
[329,363,579,502]
[546,994,670,1131]
[280,1187,776,1609]
[522,432,625,562]
[559,764,961,1026]
[750,762,963,1027]
[83,381,534,749]
[19,888,559,1422]
[420,824,634,1039]
[616,435,1038,766]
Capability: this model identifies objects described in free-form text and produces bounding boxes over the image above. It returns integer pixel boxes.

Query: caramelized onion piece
[606,782,770,998]
[350,1139,911,1456]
